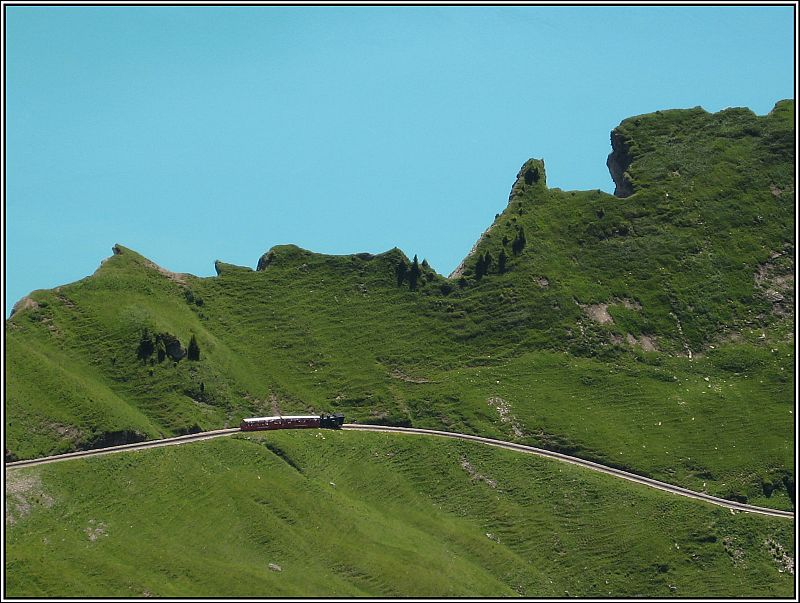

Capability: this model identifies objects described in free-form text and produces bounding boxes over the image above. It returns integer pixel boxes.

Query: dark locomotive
[239,413,345,431]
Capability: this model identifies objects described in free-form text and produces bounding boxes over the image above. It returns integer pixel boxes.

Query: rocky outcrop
[607,130,635,198]
[449,223,495,279]
[508,158,547,202]
[10,296,39,317]
[256,250,276,271]
[141,331,187,362]
[160,333,186,361]
[214,260,253,276]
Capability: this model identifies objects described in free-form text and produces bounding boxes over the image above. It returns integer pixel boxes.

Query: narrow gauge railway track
[344,425,795,519]
[5,428,240,469]
[5,424,794,519]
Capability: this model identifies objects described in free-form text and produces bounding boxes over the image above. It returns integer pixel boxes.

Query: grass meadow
[6,430,795,597]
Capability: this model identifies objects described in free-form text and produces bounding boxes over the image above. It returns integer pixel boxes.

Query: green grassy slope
[6,430,794,598]
[5,101,794,511]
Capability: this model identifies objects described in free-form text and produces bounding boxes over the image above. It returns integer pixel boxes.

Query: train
[239,413,345,431]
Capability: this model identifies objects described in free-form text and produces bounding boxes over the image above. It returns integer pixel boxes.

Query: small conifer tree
[474,252,492,280]
[409,255,421,291]
[512,227,527,255]
[156,338,167,363]
[395,259,408,286]
[498,249,507,273]
[188,335,201,361]
[137,328,154,360]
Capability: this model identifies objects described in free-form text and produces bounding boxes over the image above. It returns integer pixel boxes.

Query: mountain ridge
[8,99,793,312]
[5,100,794,512]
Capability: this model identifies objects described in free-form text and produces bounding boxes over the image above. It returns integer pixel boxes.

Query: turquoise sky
[5,5,795,313]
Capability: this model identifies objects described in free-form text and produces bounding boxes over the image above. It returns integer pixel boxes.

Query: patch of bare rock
[625,333,658,352]
[389,368,432,384]
[487,397,524,438]
[10,296,39,317]
[50,422,84,445]
[6,471,54,526]
[765,539,794,575]
[581,303,613,324]
[755,246,794,318]
[578,298,642,326]
[85,519,108,542]
[459,455,498,488]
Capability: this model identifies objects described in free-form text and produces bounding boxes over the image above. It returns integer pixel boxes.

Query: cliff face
[606,130,634,198]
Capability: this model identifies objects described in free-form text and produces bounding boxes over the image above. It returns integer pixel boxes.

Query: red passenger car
[239,413,345,431]
[240,415,320,431]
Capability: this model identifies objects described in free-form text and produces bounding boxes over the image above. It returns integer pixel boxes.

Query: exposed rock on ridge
[10,296,39,317]
[607,130,635,198]
[214,260,253,276]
